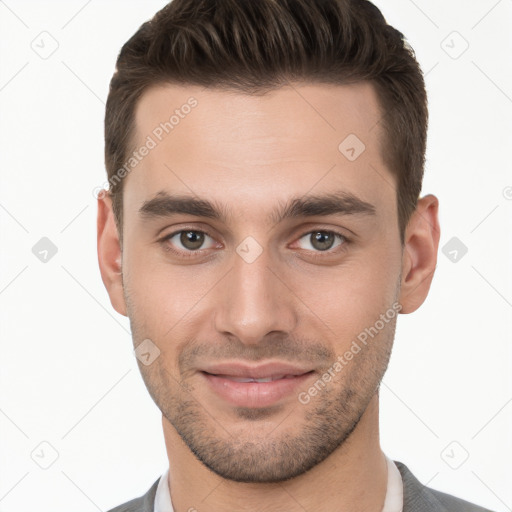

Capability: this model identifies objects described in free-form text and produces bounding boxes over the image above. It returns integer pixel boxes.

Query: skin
[98,81,440,512]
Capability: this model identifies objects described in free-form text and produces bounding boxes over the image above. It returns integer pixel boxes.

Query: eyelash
[159,227,351,260]
[159,228,219,259]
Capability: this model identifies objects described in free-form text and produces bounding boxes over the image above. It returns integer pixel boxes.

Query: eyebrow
[138,190,376,225]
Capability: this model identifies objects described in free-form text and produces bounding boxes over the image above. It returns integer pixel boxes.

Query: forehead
[124,81,394,223]
[132,81,384,155]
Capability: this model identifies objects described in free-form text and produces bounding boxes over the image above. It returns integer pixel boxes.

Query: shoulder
[394,460,496,512]
[106,477,160,512]
[429,487,495,512]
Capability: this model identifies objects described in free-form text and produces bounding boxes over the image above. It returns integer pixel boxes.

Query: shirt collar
[154,454,403,512]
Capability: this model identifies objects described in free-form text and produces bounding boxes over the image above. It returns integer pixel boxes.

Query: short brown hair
[105,0,428,244]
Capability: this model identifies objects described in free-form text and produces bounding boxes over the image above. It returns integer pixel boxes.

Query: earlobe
[399,194,440,314]
[97,192,127,316]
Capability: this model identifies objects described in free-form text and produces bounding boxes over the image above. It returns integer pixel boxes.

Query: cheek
[294,244,402,337]
[123,248,221,343]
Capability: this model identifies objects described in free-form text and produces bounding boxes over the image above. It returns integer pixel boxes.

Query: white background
[0,0,511,511]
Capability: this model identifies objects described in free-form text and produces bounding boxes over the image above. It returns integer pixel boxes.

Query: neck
[163,393,387,512]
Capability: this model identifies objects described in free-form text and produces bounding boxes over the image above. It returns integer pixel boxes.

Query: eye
[164,230,217,252]
[296,230,346,252]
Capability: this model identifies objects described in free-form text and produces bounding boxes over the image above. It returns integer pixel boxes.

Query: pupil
[311,231,334,251]
[181,231,204,250]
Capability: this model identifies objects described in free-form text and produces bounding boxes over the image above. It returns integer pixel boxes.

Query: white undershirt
[154,454,403,512]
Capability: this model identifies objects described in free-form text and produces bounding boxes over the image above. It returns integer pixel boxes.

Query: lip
[199,361,315,408]
[200,361,313,379]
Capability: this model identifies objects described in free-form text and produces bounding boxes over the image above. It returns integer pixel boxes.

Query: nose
[213,247,297,345]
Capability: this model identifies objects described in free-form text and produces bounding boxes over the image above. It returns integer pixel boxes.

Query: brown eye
[297,231,345,252]
[180,231,205,250]
[311,232,335,251]
[163,230,217,253]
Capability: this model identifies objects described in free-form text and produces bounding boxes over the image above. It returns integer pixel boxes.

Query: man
[97,0,494,511]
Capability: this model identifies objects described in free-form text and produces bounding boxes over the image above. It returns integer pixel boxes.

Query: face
[100,81,424,483]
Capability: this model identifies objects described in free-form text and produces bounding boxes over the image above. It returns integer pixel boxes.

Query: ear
[97,192,127,316]
[399,194,440,314]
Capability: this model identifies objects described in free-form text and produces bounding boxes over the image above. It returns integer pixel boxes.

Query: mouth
[205,373,306,383]
[198,362,316,408]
